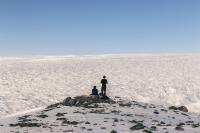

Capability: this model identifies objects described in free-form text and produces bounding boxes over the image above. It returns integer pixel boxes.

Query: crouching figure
[90,86,99,96]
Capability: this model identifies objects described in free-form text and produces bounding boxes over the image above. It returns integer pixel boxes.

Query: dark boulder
[169,106,188,112]
[178,106,188,112]
[130,123,145,130]
[175,126,184,131]
[37,114,48,118]
[143,129,153,133]
[10,122,42,127]
[192,123,200,128]
[63,97,72,105]
[110,130,117,133]
[62,120,80,125]
[169,106,178,110]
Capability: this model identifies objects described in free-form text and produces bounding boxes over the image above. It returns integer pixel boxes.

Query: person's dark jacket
[101,79,108,89]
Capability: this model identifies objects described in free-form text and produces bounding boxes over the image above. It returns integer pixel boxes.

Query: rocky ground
[0,95,200,133]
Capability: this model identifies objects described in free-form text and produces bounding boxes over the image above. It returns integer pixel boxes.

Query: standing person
[101,76,108,96]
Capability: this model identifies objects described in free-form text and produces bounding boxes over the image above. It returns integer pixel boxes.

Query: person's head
[103,76,106,79]
[93,86,96,89]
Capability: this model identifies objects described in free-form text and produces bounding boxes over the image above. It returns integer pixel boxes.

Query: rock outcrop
[62,95,116,108]
[3,96,200,133]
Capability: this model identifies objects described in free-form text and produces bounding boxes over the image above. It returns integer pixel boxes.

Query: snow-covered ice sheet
[0,54,200,115]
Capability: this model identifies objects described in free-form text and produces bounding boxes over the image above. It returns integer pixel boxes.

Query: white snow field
[0,54,200,116]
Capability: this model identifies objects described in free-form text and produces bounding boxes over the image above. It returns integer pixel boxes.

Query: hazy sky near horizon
[0,0,200,54]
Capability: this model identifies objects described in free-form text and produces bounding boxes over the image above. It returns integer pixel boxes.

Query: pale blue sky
[0,0,200,54]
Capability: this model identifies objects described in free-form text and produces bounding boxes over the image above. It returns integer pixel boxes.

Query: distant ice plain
[0,54,200,115]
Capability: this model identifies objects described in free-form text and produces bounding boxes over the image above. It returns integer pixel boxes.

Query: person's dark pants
[101,86,106,96]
